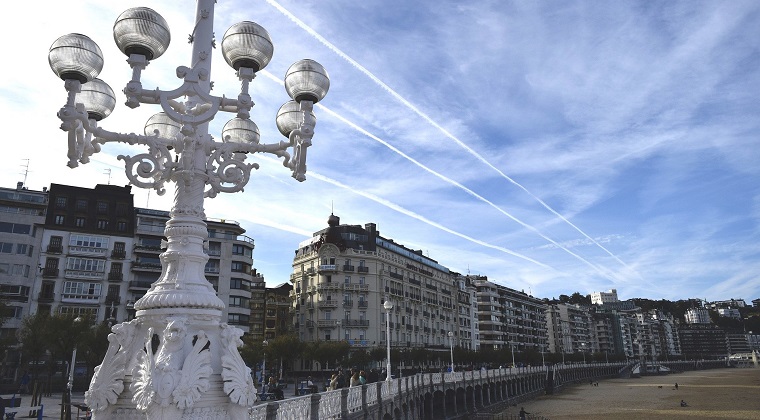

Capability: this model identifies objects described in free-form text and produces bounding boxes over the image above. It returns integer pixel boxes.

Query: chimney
[16,182,23,190]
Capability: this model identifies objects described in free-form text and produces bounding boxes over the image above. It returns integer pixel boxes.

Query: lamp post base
[86,309,257,420]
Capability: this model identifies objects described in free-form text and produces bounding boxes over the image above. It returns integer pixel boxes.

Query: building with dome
[290,215,474,367]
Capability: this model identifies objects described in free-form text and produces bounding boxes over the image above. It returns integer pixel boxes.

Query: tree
[265,334,303,378]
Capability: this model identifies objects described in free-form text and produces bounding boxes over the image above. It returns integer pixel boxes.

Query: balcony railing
[108,271,124,282]
[342,265,354,272]
[111,249,126,259]
[319,300,338,309]
[358,301,368,308]
[64,270,105,280]
[46,244,63,254]
[318,264,337,273]
[42,268,59,278]
[357,266,369,273]
[38,292,55,303]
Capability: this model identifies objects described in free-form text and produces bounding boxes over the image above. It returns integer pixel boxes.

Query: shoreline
[500,368,760,420]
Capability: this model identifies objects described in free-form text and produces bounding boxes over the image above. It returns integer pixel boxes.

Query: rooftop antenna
[20,159,30,188]
[104,168,112,185]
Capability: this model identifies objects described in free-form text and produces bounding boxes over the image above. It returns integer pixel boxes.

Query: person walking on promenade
[675,382,679,390]
[519,406,530,420]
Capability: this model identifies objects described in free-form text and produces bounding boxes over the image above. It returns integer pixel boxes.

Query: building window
[66,257,106,273]
[76,199,88,211]
[229,296,249,308]
[54,215,65,225]
[232,244,252,257]
[116,221,127,231]
[70,234,109,249]
[231,261,249,273]
[0,223,31,235]
[63,281,102,299]
[230,278,250,290]
[97,220,108,230]
[0,243,12,254]
[97,202,108,214]
[116,203,128,216]
[59,306,98,317]
[75,217,86,228]
[55,197,67,209]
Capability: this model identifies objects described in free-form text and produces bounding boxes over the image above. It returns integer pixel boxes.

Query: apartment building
[590,289,619,305]
[130,207,256,332]
[290,215,465,353]
[544,303,594,355]
[34,183,135,320]
[0,183,47,339]
[30,183,255,331]
[473,277,548,353]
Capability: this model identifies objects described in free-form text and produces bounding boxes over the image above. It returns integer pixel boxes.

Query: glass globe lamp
[48,34,104,83]
[78,78,116,121]
[144,112,181,139]
[113,7,171,60]
[221,21,273,71]
[222,118,260,144]
[276,100,316,138]
[284,59,330,103]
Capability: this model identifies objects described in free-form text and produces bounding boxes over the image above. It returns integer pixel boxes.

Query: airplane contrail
[260,71,619,282]
[264,0,633,273]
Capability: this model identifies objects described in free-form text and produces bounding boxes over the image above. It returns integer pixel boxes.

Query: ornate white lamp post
[48,1,329,419]
[447,331,455,373]
[384,300,393,381]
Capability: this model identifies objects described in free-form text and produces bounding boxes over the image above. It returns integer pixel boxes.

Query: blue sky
[2,0,759,302]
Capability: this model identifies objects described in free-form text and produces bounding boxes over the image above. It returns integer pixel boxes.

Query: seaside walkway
[248,361,728,419]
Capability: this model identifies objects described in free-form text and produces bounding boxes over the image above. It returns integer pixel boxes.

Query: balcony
[207,249,222,257]
[342,265,354,272]
[318,264,337,274]
[306,267,316,275]
[105,294,121,305]
[132,261,162,271]
[358,301,368,309]
[388,272,402,280]
[317,319,339,328]
[64,270,105,281]
[357,266,369,273]
[129,281,154,291]
[317,282,342,292]
[46,244,63,254]
[319,300,338,309]
[42,268,59,278]
[111,249,126,259]
[108,271,124,282]
[342,300,353,308]
[69,245,108,257]
[344,319,369,327]
[38,292,55,303]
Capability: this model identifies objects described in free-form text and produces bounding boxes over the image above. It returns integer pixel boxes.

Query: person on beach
[519,406,530,419]
[680,400,688,407]
[675,382,679,390]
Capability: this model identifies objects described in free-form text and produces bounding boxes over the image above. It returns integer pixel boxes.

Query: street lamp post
[581,343,587,364]
[262,340,269,386]
[447,331,455,373]
[63,316,83,420]
[384,300,393,381]
[336,319,342,341]
[49,1,330,417]
[510,342,516,368]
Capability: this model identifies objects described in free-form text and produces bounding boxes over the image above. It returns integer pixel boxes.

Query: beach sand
[505,368,760,420]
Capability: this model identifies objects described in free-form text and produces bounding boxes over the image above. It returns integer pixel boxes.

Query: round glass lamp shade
[275,100,316,138]
[48,33,104,83]
[221,21,273,71]
[222,118,260,144]
[144,112,181,139]
[113,7,170,60]
[284,59,330,103]
[78,78,116,121]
